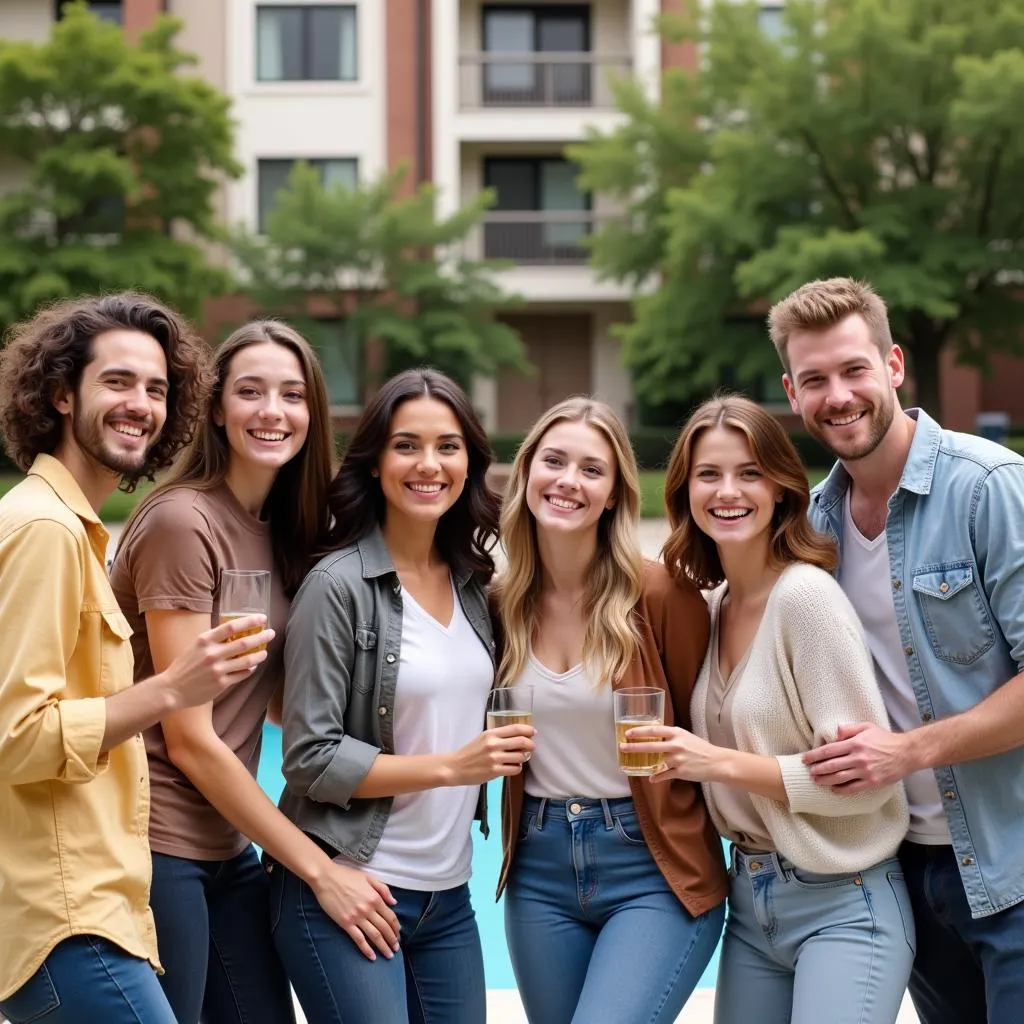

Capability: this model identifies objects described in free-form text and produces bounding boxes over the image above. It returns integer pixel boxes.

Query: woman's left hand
[619,725,722,783]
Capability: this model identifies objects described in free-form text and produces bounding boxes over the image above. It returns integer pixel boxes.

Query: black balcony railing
[479,211,610,265]
[459,53,631,109]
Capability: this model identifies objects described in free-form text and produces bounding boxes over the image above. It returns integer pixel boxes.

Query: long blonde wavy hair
[494,397,645,687]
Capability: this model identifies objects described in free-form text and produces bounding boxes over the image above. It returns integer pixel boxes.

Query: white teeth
[547,495,583,510]
[408,483,443,493]
[711,509,750,519]
[251,431,286,441]
[828,412,863,426]
[112,424,144,437]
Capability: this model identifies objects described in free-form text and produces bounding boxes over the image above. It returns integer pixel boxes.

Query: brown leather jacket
[496,560,729,917]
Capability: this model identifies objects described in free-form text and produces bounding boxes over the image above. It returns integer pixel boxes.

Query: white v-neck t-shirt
[839,491,950,844]
[359,580,494,890]
[518,655,631,800]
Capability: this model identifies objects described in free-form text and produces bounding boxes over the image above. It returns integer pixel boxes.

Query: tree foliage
[0,2,241,334]
[571,0,1024,416]
[228,163,526,390]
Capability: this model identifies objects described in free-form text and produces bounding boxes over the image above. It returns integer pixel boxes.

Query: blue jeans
[714,846,915,1024]
[504,795,724,1024]
[270,863,485,1024]
[149,845,294,1024]
[900,840,1024,1024]
[0,936,175,1024]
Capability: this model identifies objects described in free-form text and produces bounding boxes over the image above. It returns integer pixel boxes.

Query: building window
[482,157,591,264]
[256,5,358,82]
[311,320,361,407]
[481,5,590,106]
[758,3,786,41]
[56,1,123,23]
[257,157,358,232]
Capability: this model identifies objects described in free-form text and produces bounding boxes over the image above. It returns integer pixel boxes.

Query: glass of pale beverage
[614,687,665,777]
[219,569,271,653]
[486,686,534,761]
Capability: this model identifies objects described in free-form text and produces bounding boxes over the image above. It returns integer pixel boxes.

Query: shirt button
[385,653,396,664]
[922,712,933,722]
[892,579,901,590]
[393,582,401,595]
[378,706,388,716]
[943,790,955,799]
[569,802,582,814]
[939,582,950,594]
[962,856,974,866]
[904,646,914,656]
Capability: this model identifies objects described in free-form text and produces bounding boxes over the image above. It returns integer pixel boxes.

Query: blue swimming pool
[257,725,721,990]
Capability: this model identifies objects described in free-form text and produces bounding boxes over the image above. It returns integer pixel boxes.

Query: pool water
[257,725,721,990]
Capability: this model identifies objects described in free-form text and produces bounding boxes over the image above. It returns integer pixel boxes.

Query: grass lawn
[0,468,831,522]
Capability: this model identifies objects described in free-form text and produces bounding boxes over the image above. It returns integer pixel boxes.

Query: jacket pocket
[352,624,378,693]
[912,564,995,666]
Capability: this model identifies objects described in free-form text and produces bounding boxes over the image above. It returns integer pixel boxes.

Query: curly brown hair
[0,293,212,490]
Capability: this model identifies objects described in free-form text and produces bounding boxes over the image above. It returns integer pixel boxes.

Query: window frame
[255,4,359,83]
[55,0,123,23]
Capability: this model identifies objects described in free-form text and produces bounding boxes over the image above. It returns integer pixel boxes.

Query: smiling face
[688,426,782,551]
[214,341,310,480]
[55,328,169,482]
[525,419,617,537]
[376,396,469,528]
[783,313,903,461]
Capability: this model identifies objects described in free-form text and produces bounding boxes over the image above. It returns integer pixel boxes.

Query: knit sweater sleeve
[773,567,905,817]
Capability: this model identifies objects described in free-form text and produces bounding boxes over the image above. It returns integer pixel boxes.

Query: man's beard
[72,405,154,481]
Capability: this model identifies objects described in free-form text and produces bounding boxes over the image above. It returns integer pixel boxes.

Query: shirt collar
[355,525,473,587]
[27,454,107,531]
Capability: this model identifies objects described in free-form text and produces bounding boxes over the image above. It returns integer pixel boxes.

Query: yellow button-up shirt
[0,455,158,1000]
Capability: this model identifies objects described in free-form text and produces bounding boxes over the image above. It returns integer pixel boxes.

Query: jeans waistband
[522,794,635,828]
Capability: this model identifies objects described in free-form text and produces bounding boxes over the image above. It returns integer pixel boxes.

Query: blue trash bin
[976,411,1010,446]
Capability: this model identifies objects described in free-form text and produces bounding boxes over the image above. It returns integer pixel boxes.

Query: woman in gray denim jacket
[271,368,535,1024]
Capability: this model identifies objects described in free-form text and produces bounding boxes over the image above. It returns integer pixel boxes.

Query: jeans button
[569,802,582,814]
[749,860,762,871]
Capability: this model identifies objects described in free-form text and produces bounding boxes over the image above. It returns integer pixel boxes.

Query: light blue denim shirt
[810,408,1024,918]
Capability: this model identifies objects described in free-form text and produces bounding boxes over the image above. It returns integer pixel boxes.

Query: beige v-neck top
[705,615,774,851]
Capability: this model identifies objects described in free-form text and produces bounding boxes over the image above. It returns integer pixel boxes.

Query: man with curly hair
[0,293,277,1024]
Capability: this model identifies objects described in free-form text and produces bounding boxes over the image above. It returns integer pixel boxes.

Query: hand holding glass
[486,686,534,761]
[615,687,665,776]
[219,570,272,652]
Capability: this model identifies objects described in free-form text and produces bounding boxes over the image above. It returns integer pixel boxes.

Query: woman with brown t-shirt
[110,322,401,1024]
[493,398,727,1024]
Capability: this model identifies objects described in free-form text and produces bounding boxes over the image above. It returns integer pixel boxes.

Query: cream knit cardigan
[691,562,910,873]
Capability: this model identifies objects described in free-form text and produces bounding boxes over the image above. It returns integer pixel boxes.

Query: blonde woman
[621,396,912,1024]
[494,398,728,1024]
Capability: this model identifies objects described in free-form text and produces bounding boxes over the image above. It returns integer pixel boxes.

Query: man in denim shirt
[767,277,1024,1024]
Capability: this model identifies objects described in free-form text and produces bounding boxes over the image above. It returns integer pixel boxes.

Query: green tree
[0,2,241,332]
[571,0,1024,417]
[228,163,526,391]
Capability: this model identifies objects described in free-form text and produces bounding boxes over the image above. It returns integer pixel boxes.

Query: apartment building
[2,0,1022,431]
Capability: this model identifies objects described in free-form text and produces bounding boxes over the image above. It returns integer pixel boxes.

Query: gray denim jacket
[277,527,495,863]
[811,409,1024,918]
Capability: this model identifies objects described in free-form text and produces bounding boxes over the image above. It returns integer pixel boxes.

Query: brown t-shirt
[110,483,290,860]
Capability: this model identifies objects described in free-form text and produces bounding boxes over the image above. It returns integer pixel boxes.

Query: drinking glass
[486,686,534,761]
[614,686,665,776]
[219,569,271,652]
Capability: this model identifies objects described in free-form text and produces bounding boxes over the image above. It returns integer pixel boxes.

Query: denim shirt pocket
[911,564,995,665]
[352,624,378,693]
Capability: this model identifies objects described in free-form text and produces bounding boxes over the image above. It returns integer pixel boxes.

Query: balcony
[459,53,631,111]
[479,211,611,266]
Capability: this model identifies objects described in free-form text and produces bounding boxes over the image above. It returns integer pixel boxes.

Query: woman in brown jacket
[493,397,727,1024]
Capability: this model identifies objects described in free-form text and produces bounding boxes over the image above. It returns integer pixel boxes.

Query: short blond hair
[767,277,893,371]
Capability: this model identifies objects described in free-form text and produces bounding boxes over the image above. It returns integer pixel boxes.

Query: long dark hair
[122,320,333,595]
[324,368,499,581]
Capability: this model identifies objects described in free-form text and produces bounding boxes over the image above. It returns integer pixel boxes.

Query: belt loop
[771,852,787,880]
[601,799,614,829]
[536,797,548,829]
